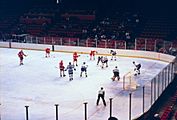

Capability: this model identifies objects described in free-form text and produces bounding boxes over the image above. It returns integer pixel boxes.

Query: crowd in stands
[0,4,177,54]
[1,5,142,40]
[86,12,141,41]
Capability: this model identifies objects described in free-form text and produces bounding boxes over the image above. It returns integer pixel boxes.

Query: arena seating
[160,87,177,120]
[135,38,164,51]
[172,39,177,48]
[1,4,177,52]
[45,9,96,38]
[85,38,96,47]
[11,5,59,36]
[139,17,177,39]
[0,14,19,33]
[61,10,96,21]
[160,106,173,120]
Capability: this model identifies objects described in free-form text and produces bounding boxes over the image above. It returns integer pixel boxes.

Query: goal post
[123,70,138,90]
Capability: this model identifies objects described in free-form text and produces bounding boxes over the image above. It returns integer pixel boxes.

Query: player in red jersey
[18,50,27,65]
[89,50,97,60]
[45,48,50,58]
[73,52,80,66]
[59,60,66,77]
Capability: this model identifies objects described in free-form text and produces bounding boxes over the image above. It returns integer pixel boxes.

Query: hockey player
[101,56,108,68]
[111,66,120,81]
[133,61,141,76]
[45,48,50,58]
[59,60,66,77]
[18,49,27,65]
[65,62,76,81]
[73,52,80,66]
[80,62,88,77]
[97,56,103,65]
[90,50,97,60]
[110,50,117,61]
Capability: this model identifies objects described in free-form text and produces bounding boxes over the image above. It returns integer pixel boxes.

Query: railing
[135,38,174,52]
[1,34,176,56]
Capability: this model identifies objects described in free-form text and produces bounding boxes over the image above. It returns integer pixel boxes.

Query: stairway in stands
[158,75,177,120]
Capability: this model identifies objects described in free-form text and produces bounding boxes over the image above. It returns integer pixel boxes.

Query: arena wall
[0,42,9,48]
[0,42,175,63]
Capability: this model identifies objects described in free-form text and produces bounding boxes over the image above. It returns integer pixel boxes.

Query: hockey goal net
[122,70,138,90]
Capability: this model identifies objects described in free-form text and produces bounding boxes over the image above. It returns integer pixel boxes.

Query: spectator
[159,47,167,54]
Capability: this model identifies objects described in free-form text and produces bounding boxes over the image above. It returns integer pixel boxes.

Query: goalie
[111,66,120,81]
[133,61,141,76]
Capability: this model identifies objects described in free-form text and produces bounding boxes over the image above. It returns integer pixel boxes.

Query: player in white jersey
[110,50,117,61]
[65,62,76,81]
[80,62,88,77]
[101,56,108,68]
[111,66,120,81]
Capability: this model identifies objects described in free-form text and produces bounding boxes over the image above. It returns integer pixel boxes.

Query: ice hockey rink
[0,48,169,120]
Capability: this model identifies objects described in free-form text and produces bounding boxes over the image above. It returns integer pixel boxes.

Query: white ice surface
[0,48,168,120]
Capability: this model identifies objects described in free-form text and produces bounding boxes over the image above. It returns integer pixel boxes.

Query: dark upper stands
[11,5,60,36]
[139,17,177,39]
[0,1,177,51]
